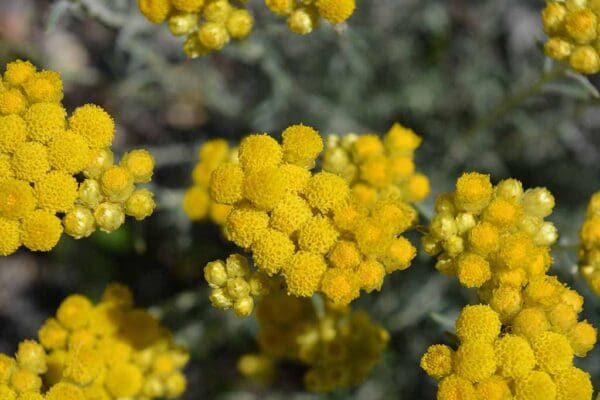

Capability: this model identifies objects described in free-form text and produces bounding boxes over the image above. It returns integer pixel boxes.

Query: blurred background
[1,0,600,398]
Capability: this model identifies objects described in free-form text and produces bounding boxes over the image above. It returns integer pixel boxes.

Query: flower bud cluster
[204,253,272,316]
[137,0,357,57]
[238,292,388,392]
[0,283,189,399]
[265,0,356,35]
[422,172,557,290]
[183,138,236,225]
[137,0,253,58]
[322,122,430,207]
[542,0,600,74]
[421,304,595,400]
[208,124,418,307]
[578,191,600,294]
[0,60,155,256]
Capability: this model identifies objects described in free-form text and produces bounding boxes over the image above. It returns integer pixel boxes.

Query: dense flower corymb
[0,283,189,399]
[0,60,155,256]
[205,124,419,309]
[238,292,388,392]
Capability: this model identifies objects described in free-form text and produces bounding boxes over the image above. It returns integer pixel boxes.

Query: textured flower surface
[0,60,156,256]
[0,284,189,399]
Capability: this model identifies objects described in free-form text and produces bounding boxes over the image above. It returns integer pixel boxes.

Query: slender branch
[465,64,568,137]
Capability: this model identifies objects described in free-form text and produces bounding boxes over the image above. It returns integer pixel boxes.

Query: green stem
[465,65,568,137]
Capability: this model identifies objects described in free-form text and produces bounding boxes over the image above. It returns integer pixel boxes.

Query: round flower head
[494,334,535,378]
[125,189,155,220]
[251,229,295,275]
[172,0,205,12]
[183,186,210,220]
[34,171,78,213]
[0,179,36,219]
[287,7,318,35]
[120,149,155,183]
[100,166,134,202]
[16,340,47,374]
[283,251,327,297]
[4,60,36,86]
[45,382,86,400]
[356,259,385,292]
[303,172,349,212]
[243,167,289,210]
[48,130,91,173]
[530,331,574,374]
[455,304,501,344]
[210,163,244,204]
[553,367,593,400]
[23,102,66,143]
[84,147,114,179]
[453,341,496,383]
[454,172,493,213]
[197,22,230,51]
[22,70,63,103]
[68,104,115,148]
[63,206,96,239]
[238,134,283,172]
[11,142,50,182]
[437,375,477,400]
[320,268,359,305]
[475,375,511,400]
[315,0,356,24]
[226,205,269,248]
[270,194,312,235]
[281,124,323,168]
[21,210,63,251]
[514,371,556,400]
[138,0,172,23]
[420,344,453,380]
[94,202,125,232]
[226,9,254,39]
[297,216,339,254]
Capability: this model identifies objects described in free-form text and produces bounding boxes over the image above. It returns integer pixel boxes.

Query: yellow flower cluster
[579,191,600,295]
[207,124,418,307]
[421,172,557,291]
[422,172,597,400]
[137,0,253,58]
[322,122,430,207]
[0,60,155,256]
[238,292,388,392]
[542,0,600,74]
[137,0,357,57]
[421,304,595,400]
[182,138,237,225]
[265,0,356,35]
[0,283,189,399]
[204,253,272,316]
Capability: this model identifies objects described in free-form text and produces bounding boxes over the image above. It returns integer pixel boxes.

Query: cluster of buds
[182,138,237,226]
[0,60,155,256]
[579,191,600,295]
[0,284,189,399]
[542,0,600,74]
[205,124,419,309]
[322,122,430,208]
[421,304,594,400]
[238,292,388,392]
[138,0,253,58]
[421,172,597,400]
[204,253,273,316]
[137,0,358,58]
[265,0,356,35]
[421,173,557,291]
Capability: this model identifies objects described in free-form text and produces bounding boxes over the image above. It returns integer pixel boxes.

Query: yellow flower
[320,268,359,306]
[420,344,453,380]
[0,88,27,115]
[22,71,63,103]
[120,149,155,183]
[23,102,66,143]
[68,104,114,148]
[494,335,535,378]
[182,186,210,221]
[455,304,501,344]
[34,172,78,213]
[11,142,50,182]
[226,9,254,39]
[281,124,323,168]
[453,341,496,383]
[238,134,283,172]
[0,218,21,256]
[283,251,327,297]
[3,60,36,86]
[315,0,356,24]
[454,172,493,213]
[125,189,155,220]
[209,163,244,204]
[47,130,91,174]
[137,0,172,23]
[100,166,134,202]
[251,229,295,275]
[172,0,205,13]
[530,331,573,374]
[0,179,36,219]
[514,371,556,400]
